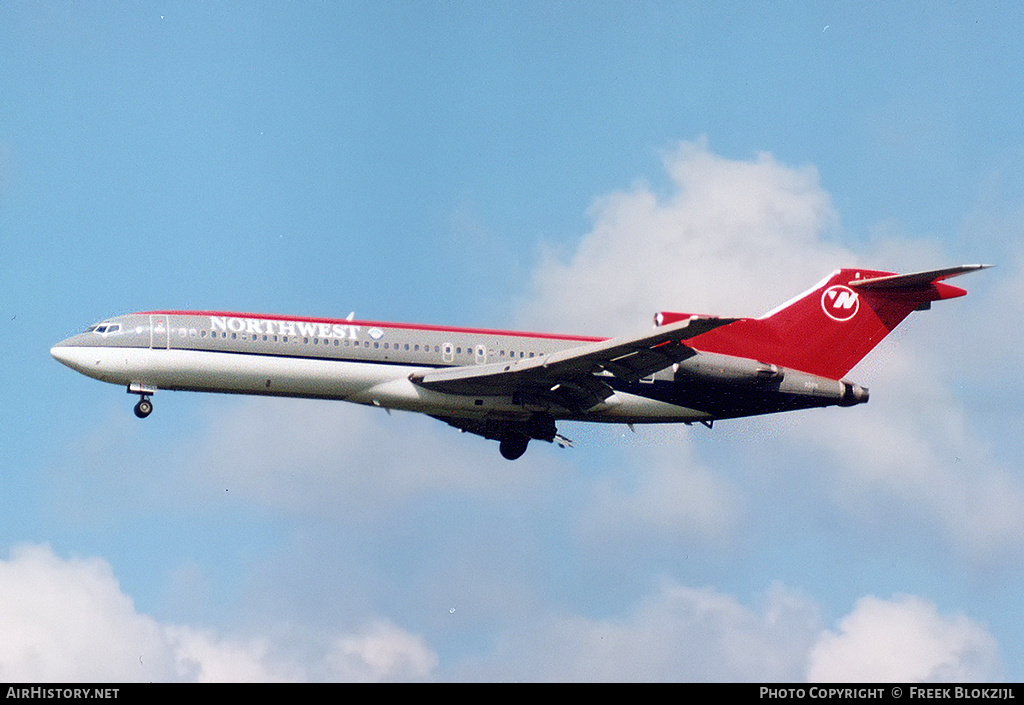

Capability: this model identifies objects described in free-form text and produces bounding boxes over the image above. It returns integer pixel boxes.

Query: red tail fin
[684,265,989,379]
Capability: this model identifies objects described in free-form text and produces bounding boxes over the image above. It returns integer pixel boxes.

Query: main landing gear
[496,414,574,460]
[499,433,530,461]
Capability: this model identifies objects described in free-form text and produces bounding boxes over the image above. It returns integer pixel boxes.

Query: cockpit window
[90,323,121,336]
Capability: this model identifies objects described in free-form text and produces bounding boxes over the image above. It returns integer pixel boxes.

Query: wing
[410,316,735,413]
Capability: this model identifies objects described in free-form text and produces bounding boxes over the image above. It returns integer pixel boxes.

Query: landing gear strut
[133,396,153,419]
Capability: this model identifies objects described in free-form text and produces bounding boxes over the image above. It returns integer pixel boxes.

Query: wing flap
[600,344,698,382]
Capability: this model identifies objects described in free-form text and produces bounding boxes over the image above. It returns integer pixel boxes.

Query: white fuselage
[51,311,711,424]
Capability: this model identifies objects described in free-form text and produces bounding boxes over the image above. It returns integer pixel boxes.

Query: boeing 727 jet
[51,265,987,459]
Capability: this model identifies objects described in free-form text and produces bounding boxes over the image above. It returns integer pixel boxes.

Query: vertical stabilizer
[686,265,989,379]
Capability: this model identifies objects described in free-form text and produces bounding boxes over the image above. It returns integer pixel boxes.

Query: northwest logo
[821,285,859,321]
[209,316,360,340]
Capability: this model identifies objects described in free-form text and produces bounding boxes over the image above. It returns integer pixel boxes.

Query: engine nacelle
[673,352,870,411]
[840,381,870,406]
[674,351,783,386]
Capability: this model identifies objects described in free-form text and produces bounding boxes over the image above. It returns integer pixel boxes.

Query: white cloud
[327,620,439,682]
[518,138,850,334]
[451,582,1001,682]
[163,626,305,683]
[453,580,823,681]
[957,254,1024,379]
[788,354,1024,559]
[576,430,742,546]
[807,595,1001,682]
[0,543,172,682]
[0,544,1001,683]
[0,543,438,682]
[515,138,1024,558]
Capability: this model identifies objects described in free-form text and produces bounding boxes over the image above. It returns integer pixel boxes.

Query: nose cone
[52,341,79,370]
[51,338,93,374]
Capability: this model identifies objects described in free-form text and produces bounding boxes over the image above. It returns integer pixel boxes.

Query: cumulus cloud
[454,580,1001,682]
[516,138,1024,558]
[453,580,822,681]
[787,355,1024,559]
[518,138,849,334]
[576,431,742,546]
[0,544,437,682]
[327,620,439,682]
[807,595,1001,682]
[0,544,171,682]
[0,544,1000,683]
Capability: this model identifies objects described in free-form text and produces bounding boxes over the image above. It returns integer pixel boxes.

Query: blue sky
[2,1,1022,681]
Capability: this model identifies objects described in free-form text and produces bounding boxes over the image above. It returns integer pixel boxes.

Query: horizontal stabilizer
[851,264,992,291]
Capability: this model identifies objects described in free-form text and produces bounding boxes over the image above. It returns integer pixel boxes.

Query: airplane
[51,264,988,460]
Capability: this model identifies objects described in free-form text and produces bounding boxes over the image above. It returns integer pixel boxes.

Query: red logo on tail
[821,285,859,321]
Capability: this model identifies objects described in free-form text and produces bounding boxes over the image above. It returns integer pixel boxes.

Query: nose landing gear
[128,384,156,419]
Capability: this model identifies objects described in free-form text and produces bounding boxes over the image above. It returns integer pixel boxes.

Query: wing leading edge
[410,316,735,413]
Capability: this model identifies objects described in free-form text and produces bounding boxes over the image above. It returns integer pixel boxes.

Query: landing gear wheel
[499,433,529,461]
[134,398,153,419]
